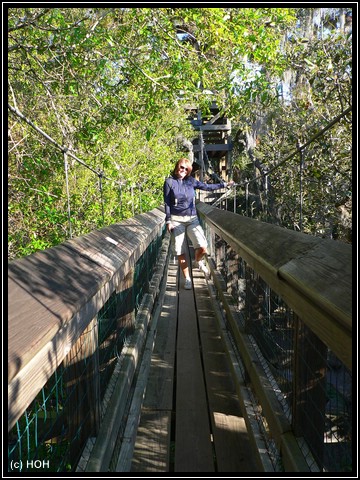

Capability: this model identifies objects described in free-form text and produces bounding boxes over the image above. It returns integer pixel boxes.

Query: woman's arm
[163,179,172,224]
[193,179,234,191]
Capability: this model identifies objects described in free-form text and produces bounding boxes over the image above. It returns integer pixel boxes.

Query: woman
[163,157,233,289]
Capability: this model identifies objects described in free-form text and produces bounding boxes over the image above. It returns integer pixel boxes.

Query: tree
[9,7,351,259]
[230,7,352,241]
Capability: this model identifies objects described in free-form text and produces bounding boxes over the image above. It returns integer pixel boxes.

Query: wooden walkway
[116,257,259,473]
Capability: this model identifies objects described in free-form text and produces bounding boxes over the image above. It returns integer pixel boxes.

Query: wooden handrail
[197,202,352,370]
[8,207,165,431]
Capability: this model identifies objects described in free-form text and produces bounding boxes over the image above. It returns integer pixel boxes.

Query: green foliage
[7,7,351,259]
[230,8,352,240]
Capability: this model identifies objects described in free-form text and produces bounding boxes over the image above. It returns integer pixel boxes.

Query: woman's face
[177,162,189,178]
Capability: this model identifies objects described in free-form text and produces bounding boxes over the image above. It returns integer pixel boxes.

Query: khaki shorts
[170,215,207,256]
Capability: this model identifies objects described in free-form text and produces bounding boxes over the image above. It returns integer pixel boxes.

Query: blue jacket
[163,175,227,222]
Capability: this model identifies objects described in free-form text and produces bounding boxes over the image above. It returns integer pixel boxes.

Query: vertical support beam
[116,269,135,336]
[224,118,232,181]
[64,316,100,466]
[198,109,204,182]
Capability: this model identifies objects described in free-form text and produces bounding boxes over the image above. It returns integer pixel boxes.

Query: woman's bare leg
[178,253,190,279]
[194,246,207,262]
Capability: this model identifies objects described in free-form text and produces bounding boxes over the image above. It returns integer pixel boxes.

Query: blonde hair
[173,158,193,178]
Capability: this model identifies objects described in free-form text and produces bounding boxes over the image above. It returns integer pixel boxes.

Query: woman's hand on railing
[223,180,235,188]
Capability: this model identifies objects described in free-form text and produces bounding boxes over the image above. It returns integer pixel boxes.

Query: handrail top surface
[8,207,165,384]
[197,202,352,331]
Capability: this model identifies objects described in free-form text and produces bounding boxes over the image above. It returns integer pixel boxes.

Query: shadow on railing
[8,207,167,473]
[198,202,352,473]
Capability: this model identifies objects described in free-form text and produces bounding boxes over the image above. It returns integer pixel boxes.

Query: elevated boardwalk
[8,204,352,473]
[116,260,259,473]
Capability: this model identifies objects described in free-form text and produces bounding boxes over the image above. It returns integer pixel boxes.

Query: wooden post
[64,316,100,467]
[199,130,204,182]
[116,269,135,340]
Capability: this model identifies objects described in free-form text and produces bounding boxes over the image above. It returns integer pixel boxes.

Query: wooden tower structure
[188,102,232,182]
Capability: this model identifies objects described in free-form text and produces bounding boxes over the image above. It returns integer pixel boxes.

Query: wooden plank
[8,271,115,431]
[8,207,165,385]
[193,143,231,152]
[207,113,226,125]
[193,124,231,131]
[64,210,164,276]
[130,410,172,472]
[278,241,352,330]
[117,301,158,472]
[174,273,215,472]
[190,114,228,127]
[193,272,258,472]
[130,262,178,472]
[197,203,321,276]
[209,266,274,471]
[280,431,312,472]
[141,263,178,411]
[199,203,352,325]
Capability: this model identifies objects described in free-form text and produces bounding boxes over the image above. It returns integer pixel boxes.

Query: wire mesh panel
[8,317,100,473]
[8,366,71,473]
[212,235,352,473]
[293,322,352,472]
[8,233,164,473]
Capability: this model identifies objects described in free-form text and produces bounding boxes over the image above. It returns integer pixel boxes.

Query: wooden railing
[197,201,352,472]
[8,207,166,432]
[197,202,352,370]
